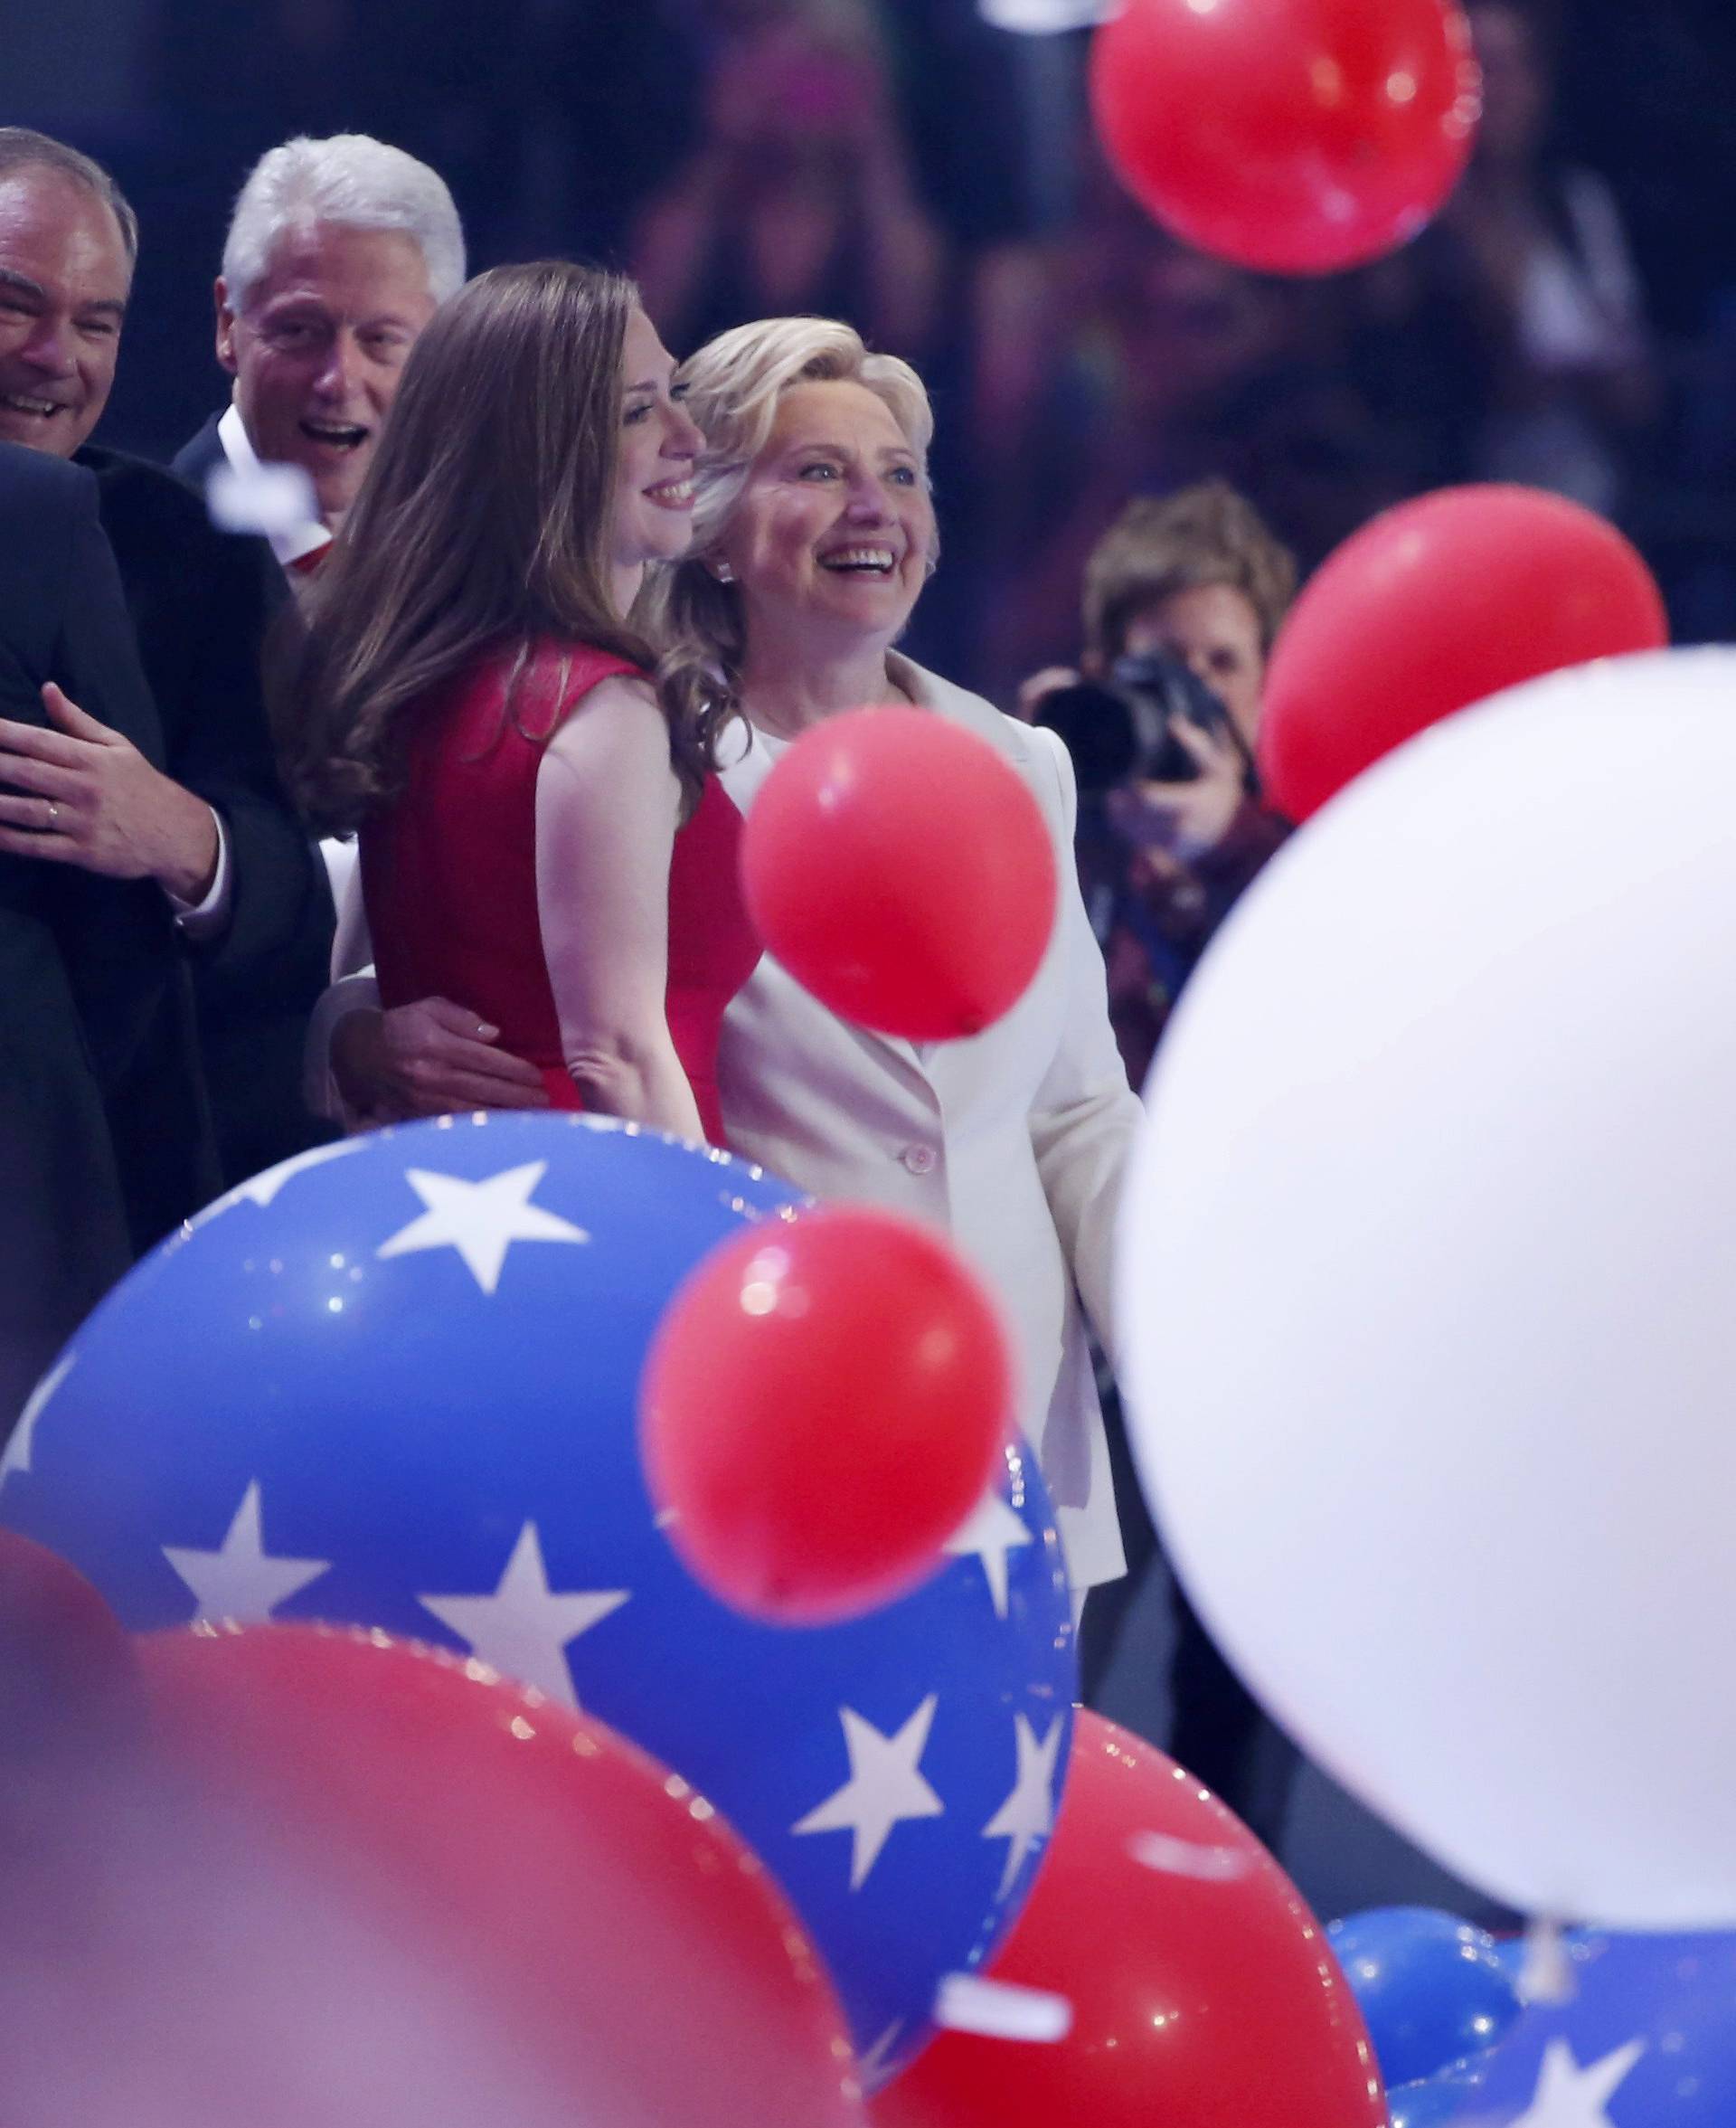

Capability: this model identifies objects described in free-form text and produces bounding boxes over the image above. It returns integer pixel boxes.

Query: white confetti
[933,1974,1072,2043]
[204,459,319,539]
[1128,1829,1252,1881]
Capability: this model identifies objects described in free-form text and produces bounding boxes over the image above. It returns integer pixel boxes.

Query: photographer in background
[1023,479,1295,1088]
[1023,479,1298,1844]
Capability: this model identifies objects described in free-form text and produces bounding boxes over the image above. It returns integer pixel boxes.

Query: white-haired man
[175,133,466,576]
[180,136,548,1125]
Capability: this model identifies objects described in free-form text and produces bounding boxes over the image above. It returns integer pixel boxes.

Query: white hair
[221,133,466,314]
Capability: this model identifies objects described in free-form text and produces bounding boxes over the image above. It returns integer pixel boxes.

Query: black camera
[1032,649,1239,798]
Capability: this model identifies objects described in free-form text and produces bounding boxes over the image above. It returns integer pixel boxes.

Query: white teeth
[822,546,896,572]
[2,393,61,417]
[647,479,693,503]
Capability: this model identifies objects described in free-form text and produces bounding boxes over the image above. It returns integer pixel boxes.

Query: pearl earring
[713,560,734,583]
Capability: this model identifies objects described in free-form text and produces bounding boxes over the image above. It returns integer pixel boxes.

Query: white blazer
[714,655,1141,1592]
[306,655,1141,1589]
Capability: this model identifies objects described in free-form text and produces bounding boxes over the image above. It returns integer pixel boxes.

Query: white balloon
[1118,647,1736,1927]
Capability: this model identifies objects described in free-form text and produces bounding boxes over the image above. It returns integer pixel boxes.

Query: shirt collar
[217,402,333,569]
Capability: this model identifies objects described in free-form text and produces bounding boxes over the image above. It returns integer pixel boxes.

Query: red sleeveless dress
[360,640,758,1145]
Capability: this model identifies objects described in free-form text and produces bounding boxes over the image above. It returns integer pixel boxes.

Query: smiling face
[716,378,935,655]
[0,165,130,459]
[217,222,438,526]
[610,306,704,577]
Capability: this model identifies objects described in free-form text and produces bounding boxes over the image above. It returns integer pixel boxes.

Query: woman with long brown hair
[285,260,758,1143]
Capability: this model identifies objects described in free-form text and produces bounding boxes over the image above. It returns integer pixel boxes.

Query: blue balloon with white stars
[1326,1906,1523,2088]
[1392,1930,1736,2125]
[0,1113,1076,2085]
[1386,2062,1491,2128]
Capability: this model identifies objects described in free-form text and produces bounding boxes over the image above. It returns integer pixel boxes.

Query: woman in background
[646,317,1143,1607]
[1024,479,1299,1833]
[1026,478,1297,1089]
[631,0,941,363]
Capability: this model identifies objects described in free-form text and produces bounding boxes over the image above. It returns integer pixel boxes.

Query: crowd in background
[33,0,1736,710]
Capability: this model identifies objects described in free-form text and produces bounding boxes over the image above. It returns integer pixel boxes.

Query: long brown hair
[282,260,707,832]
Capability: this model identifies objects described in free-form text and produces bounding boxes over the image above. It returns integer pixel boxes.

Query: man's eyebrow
[0,266,125,320]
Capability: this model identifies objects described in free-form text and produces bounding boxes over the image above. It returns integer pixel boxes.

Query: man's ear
[214,277,238,375]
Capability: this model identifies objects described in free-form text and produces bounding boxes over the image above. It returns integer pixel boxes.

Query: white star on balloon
[416,1521,628,1709]
[1514,2038,1646,2128]
[943,1490,1033,1619]
[792,1697,944,1890]
[231,1137,365,1209]
[982,1712,1064,1896]
[1,1351,73,1483]
[857,2022,906,2093]
[162,1480,332,1623]
[376,1162,590,1294]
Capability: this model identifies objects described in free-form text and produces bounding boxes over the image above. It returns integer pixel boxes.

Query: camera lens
[1030,681,1141,796]
[1033,653,1241,793]
[1109,652,1234,784]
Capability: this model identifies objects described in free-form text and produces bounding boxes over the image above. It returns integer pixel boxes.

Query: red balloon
[642,1205,1011,1622]
[875,1712,1385,2128]
[1090,0,1482,275]
[740,705,1057,1041]
[1260,483,1670,819]
[0,1622,864,2128]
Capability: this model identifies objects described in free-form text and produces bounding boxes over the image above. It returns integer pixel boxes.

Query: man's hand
[330,998,552,1122]
[0,684,219,902]
[1104,719,1248,862]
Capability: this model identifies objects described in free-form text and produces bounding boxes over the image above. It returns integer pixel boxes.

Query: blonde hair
[643,317,936,741]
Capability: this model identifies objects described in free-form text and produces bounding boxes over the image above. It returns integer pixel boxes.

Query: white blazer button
[901,1145,937,1176]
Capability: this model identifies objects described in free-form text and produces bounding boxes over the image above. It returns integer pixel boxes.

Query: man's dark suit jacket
[0,441,220,1433]
[76,443,335,1189]
[171,411,224,492]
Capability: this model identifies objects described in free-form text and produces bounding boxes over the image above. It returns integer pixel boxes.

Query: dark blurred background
[13,0,1736,703]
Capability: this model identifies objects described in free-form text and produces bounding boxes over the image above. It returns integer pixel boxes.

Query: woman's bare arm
[533,676,706,1142]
